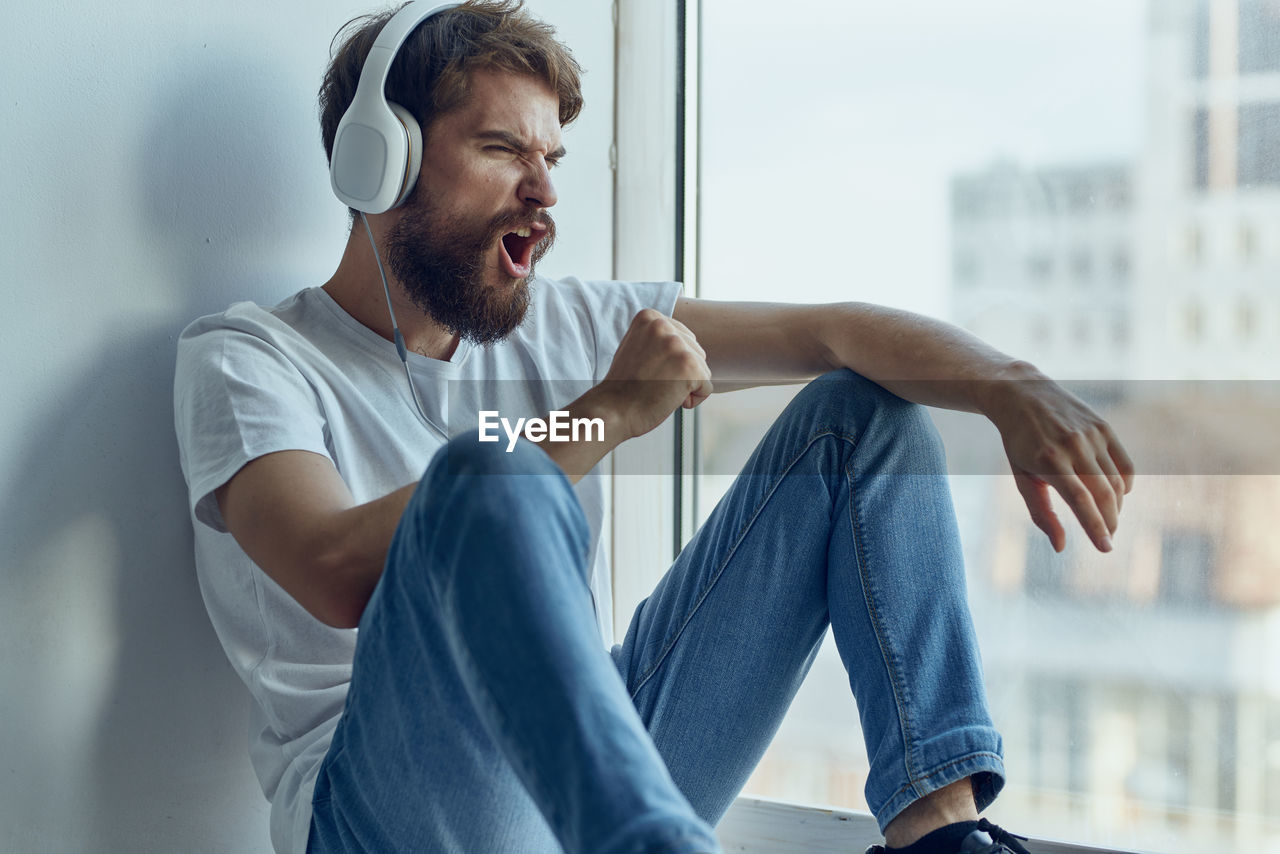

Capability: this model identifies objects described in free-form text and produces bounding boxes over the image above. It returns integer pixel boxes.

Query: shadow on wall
[0,56,327,852]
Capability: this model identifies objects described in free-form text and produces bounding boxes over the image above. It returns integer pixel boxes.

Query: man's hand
[593,309,713,441]
[981,368,1135,553]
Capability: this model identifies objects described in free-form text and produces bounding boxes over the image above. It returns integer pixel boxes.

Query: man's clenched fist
[593,309,713,441]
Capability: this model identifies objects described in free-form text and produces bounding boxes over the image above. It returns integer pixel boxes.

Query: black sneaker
[863,819,1033,854]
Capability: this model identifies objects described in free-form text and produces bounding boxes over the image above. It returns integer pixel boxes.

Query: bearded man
[174,3,1132,854]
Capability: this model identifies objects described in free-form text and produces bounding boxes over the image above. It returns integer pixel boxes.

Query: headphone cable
[360,211,452,442]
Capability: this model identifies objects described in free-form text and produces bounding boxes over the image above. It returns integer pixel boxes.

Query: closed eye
[475,131,566,168]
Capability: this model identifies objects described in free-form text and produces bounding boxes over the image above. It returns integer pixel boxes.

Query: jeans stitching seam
[629,428,853,698]
[847,460,920,790]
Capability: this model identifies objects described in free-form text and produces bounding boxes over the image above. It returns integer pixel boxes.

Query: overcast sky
[698,0,1148,316]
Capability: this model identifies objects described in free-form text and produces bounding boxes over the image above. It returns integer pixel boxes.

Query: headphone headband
[353,1,461,108]
[330,1,462,213]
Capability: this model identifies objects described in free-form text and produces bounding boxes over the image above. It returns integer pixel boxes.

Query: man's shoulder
[174,289,332,395]
[530,275,682,313]
[530,274,591,302]
[179,289,313,345]
[523,276,632,334]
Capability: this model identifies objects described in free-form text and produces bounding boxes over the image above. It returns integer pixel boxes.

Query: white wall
[0,2,615,850]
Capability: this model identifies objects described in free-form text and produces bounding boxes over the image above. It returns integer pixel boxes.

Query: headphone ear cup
[388,102,423,208]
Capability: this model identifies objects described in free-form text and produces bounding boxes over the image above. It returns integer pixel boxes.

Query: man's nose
[520,158,558,209]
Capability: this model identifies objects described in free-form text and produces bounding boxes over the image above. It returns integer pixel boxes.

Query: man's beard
[384,192,556,347]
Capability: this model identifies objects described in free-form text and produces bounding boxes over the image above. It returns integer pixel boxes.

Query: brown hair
[319,0,584,168]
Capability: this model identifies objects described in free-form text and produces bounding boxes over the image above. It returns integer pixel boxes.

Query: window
[1238,0,1280,74]
[691,1,1280,851]
[1193,107,1210,191]
[1193,0,1211,79]
[1067,179,1096,213]
[1105,174,1132,210]
[1238,102,1280,187]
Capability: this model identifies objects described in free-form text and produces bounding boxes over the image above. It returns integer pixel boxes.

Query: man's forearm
[818,301,1046,417]
[524,386,629,484]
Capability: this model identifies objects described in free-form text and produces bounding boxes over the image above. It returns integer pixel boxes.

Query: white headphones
[329,1,462,214]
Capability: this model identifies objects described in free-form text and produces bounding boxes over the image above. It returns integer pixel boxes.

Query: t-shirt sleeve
[553,278,684,382]
[174,319,331,533]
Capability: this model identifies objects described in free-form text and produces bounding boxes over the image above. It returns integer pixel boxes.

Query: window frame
[609,0,697,630]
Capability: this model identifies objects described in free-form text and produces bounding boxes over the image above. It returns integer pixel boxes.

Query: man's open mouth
[499,225,545,279]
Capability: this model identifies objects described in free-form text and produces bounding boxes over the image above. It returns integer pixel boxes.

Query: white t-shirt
[173,276,682,854]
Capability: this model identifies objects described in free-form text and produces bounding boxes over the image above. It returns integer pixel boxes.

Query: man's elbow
[310,592,367,630]
[301,544,376,630]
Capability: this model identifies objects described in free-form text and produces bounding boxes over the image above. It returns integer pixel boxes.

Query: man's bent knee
[436,432,565,480]
[791,369,916,427]
[413,434,581,532]
[396,433,588,573]
[792,370,947,470]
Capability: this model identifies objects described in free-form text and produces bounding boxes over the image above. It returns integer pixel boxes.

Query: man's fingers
[1072,451,1121,536]
[1102,422,1137,494]
[684,381,713,409]
[665,316,707,359]
[996,377,1134,553]
[1095,451,1126,516]
[1014,471,1065,553]
[656,316,709,373]
[1044,468,1114,552]
[666,315,696,340]
[620,312,710,383]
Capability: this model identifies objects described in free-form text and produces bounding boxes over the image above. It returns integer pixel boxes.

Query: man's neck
[322,217,460,362]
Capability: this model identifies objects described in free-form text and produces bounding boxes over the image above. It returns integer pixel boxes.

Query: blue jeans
[307,370,1005,853]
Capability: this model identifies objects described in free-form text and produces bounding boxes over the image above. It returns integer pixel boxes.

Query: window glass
[1238,102,1280,187]
[694,1,1280,851]
[1238,0,1280,74]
